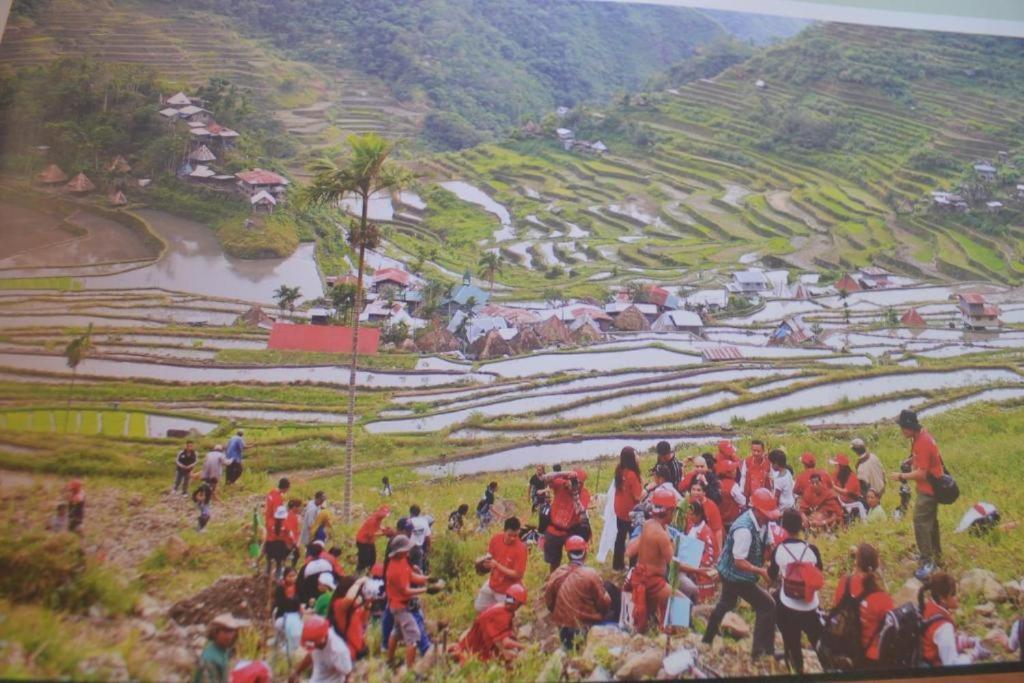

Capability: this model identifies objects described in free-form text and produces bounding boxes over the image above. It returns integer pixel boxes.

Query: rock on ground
[720,611,751,639]
[893,577,923,606]
[961,569,1007,602]
[168,575,272,626]
[615,647,663,680]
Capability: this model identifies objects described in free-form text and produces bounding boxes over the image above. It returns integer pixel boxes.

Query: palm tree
[63,324,93,433]
[301,133,412,522]
[273,285,302,320]
[477,251,504,291]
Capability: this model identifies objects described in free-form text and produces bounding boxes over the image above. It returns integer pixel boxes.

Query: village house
[359,299,405,323]
[857,266,891,289]
[958,293,1001,329]
[651,309,704,334]
[769,316,813,346]
[703,345,743,362]
[682,289,729,312]
[986,200,1004,213]
[834,272,862,294]
[901,307,927,328]
[236,168,289,197]
[308,307,335,325]
[1017,184,1024,199]
[931,191,969,212]
[370,268,411,292]
[250,190,277,213]
[605,301,659,323]
[556,128,574,150]
[555,106,571,118]
[36,163,68,185]
[731,269,770,294]
[465,316,509,344]
[974,163,998,182]
[445,273,490,313]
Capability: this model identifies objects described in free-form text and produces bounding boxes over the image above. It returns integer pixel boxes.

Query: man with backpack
[768,509,824,675]
[892,410,946,580]
[702,488,780,661]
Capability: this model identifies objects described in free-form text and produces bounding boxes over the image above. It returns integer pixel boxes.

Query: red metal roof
[648,286,670,307]
[236,168,288,186]
[702,345,743,362]
[959,293,986,305]
[268,323,379,355]
[372,268,411,286]
[981,305,1001,317]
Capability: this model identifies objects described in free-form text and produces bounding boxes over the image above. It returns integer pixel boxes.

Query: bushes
[0,531,135,615]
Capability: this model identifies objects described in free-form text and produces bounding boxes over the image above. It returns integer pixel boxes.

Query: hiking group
[135,408,1014,681]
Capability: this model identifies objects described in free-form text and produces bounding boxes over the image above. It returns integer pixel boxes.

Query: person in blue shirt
[224,430,252,485]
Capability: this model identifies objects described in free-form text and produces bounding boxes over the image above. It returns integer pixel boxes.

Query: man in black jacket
[174,440,198,495]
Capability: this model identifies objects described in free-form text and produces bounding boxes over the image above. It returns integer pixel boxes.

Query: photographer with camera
[891,410,945,581]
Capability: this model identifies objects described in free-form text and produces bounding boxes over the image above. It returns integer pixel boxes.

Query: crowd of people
[174,409,1024,681]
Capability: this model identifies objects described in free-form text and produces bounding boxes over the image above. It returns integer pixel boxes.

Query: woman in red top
[686,479,722,555]
[612,447,643,570]
[831,454,862,505]
[284,499,302,566]
[832,543,893,668]
[919,572,973,667]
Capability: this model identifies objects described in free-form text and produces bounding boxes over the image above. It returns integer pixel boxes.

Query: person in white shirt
[768,509,824,675]
[301,491,325,548]
[291,615,352,683]
[768,450,796,511]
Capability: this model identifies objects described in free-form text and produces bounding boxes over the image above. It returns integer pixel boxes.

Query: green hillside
[402,22,1024,294]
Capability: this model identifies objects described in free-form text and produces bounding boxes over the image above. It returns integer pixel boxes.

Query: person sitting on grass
[831,454,867,522]
[919,571,981,667]
[799,474,843,533]
[194,613,247,683]
[865,488,886,524]
[451,584,529,665]
[833,543,893,670]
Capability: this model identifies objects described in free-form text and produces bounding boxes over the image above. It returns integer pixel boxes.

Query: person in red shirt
[474,517,528,612]
[264,505,291,578]
[685,479,722,555]
[681,500,719,601]
[716,459,746,528]
[833,543,894,668]
[540,468,590,572]
[919,572,974,667]
[800,475,843,532]
[892,410,945,579]
[385,535,431,669]
[612,447,643,570]
[355,506,391,574]
[451,584,528,664]
[831,453,867,523]
[793,452,833,497]
[284,499,302,566]
[264,478,290,533]
[740,440,771,499]
[328,575,377,660]
[715,440,739,475]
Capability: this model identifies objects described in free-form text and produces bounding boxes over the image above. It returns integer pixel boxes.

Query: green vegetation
[0,277,81,291]
[214,348,419,370]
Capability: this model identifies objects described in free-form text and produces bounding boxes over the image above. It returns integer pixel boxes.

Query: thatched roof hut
[108,190,128,206]
[415,323,462,354]
[901,307,927,328]
[64,172,96,194]
[512,325,544,353]
[235,305,275,329]
[613,304,651,332]
[36,164,68,184]
[189,145,216,163]
[572,321,603,345]
[108,155,132,174]
[469,328,513,360]
[532,315,572,346]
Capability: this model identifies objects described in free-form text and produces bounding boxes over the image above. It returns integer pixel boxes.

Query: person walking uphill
[174,440,198,495]
[475,517,527,612]
[613,446,644,570]
[224,430,251,485]
[355,506,391,573]
[893,410,945,580]
[702,488,780,661]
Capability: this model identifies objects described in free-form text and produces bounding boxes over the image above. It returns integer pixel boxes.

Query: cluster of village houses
[930,155,1024,214]
[34,91,290,214]
[251,259,1003,359]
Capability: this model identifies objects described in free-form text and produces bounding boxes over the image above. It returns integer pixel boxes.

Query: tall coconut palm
[63,324,93,433]
[477,251,504,291]
[302,133,412,522]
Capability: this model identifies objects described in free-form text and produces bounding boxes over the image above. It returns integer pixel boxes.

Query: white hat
[274,505,287,520]
[210,612,250,630]
[955,502,998,533]
[317,572,336,590]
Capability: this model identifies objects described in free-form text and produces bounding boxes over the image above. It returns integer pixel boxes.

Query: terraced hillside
[0,0,424,161]
[397,23,1023,294]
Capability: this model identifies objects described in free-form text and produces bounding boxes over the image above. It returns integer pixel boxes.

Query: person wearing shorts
[385,535,430,669]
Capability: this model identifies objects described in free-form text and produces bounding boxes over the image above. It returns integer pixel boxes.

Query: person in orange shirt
[832,543,894,670]
[451,584,528,664]
[284,499,302,567]
[686,479,722,555]
[799,475,843,532]
[385,535,431,669]
[355,506,392,574]
[919,572,976,667]
[264,478,290,533]
[716,459,746,528]
[739,440,772,499]
[264,505,291,579]
[612,447,643,570]
[474,517,528,612]
[892,410,945,580]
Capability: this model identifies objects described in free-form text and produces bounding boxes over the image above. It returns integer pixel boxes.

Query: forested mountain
[162,0,801,147]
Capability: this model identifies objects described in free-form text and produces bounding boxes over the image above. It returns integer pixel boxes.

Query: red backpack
[781,543,824,603]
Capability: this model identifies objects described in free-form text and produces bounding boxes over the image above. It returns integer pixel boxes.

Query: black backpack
[877,602,949,668]
[927,463,960,505]
[818,581,868,671]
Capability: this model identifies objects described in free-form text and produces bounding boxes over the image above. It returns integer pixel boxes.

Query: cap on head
[211,613,249,631]
[505,583,528,607]
[831,453,850,467]
[651,488,678,512]
[388,534,414,558]
[750,488,781,520]
[67,479,83,492]
[800,452,816,467]
[300,616,330,648]
[317,572,336,591]
[717,440,735,458]
[897,409,922,431]
[274,505,287,520]
[564,535,588,553]
[850,438,866,449]
[370,562,385,579]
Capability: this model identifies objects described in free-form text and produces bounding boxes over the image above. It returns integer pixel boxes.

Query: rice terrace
[1,0,1024,681]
